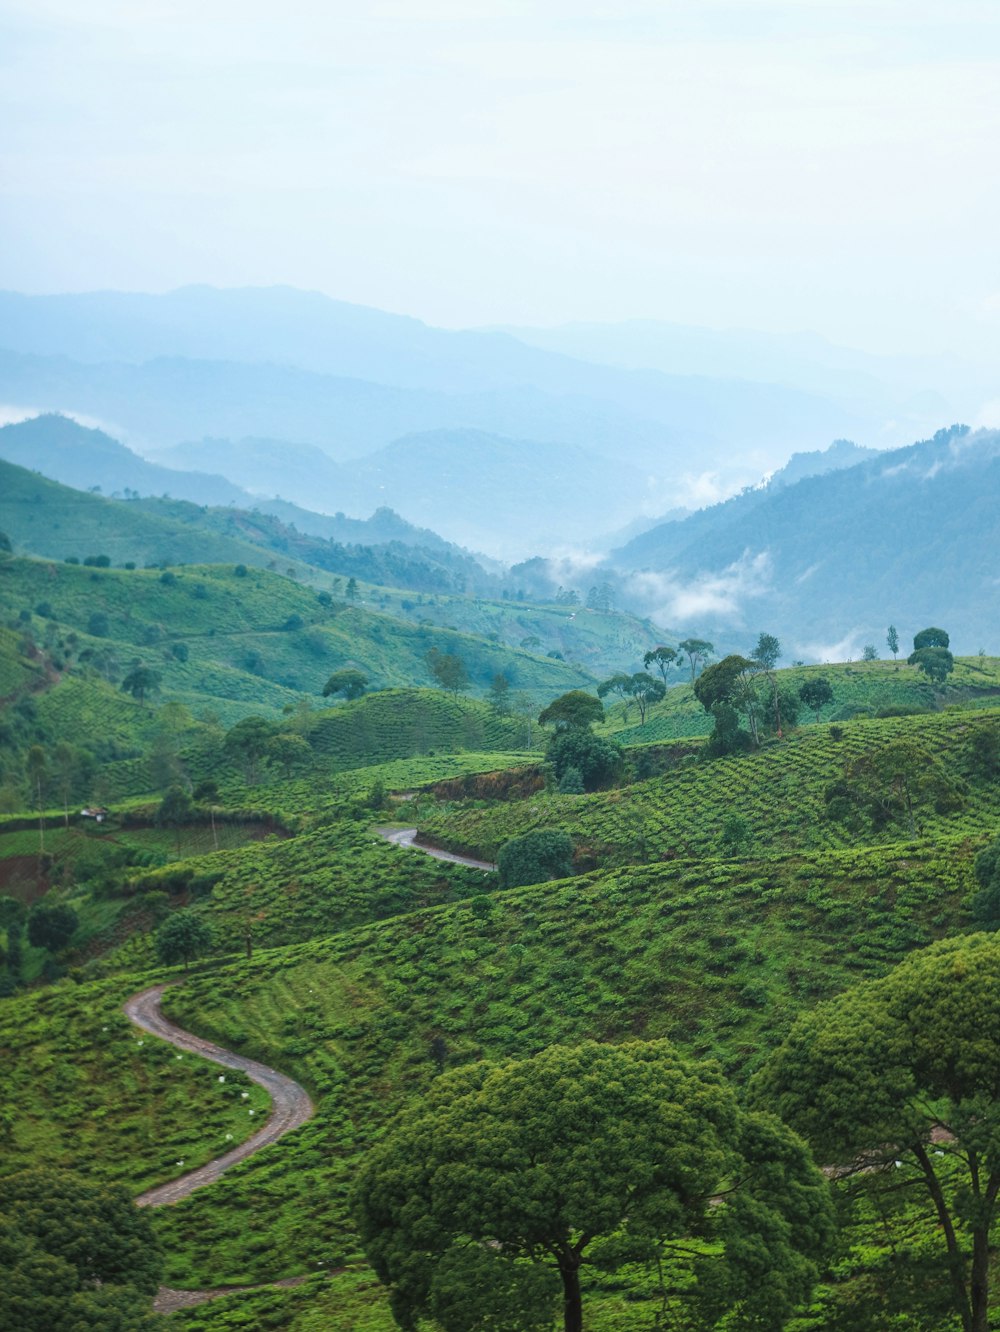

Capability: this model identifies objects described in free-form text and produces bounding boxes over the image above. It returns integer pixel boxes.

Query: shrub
[497,829,574,888]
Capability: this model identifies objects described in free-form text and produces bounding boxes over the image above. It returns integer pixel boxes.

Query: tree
[87,611,110,637]
[223,716,276,785]
[799,676,834,722]
[266,732,311,778]
[862,643,879,661]
[155,909,213,971]
[354,1040,832,1332]
[120,666,161,706]
[624,672,665,724]
[694,655,761,746]
[678,637,714,682]
[913,626,950,650]
[497,829,574,888]
[0,1167,162,1332]
[752,934,1000,1332]
[26,901,78,952]
[547,728,623,792]
[426,649,470,696]
[488,673,511,716]
[887,624,900,660]
[970,834,1000,929]
[345,576,360,601]
[557,765,584,794]
[322,668,368,701]
[642,645,677,684]
[538,690,603,731]
[750,632,784,735]
[909,645,955,687]
[25,745,47,854]
[845,737,964,838]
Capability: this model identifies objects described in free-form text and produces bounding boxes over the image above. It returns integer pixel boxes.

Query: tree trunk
[558,1255,583,1332]
[970,1227,989,1332]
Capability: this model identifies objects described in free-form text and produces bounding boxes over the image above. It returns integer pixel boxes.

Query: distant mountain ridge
[608,425,1000,656]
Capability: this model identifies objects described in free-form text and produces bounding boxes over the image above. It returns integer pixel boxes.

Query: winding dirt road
[378,825,496,871]
[124,985,314,1208]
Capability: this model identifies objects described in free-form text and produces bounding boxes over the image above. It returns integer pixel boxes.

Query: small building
[80,806,110,823]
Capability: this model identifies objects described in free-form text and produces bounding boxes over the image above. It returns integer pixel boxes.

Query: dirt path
[377,825,496,871]
[124,985,314,1208]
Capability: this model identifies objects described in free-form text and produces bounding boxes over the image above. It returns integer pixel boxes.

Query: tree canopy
[155,909,213,971]
[497,829,574,888]
[26,902,78,953]
[678,638,714,682]
[354,1040,832,1332]
[538,690,603,731]
[913,626,950,650]
[0,1167,162,1331]
[909,644,955,686]
[642,645,678,682]
[752,934,1000,1332]
[799,676,834,720]
[322,668,368,701]
[425,649,470,695]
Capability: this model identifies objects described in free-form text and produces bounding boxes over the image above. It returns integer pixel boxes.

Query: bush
[547,729,623,792]
[497,830,574,888]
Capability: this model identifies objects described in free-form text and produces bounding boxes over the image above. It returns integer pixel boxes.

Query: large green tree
[694,655,761,746]
[752,934,1000,1332]
[643,644,678,683]
[913,626,950,650]
[426,648,470,696]
[497,829,574,888]
[322,668,368,701]
[155,909,213,971]
[354,1041,832,1332]
[678,637,714,682]
[120,666,161,706]
[223,716,277,785]
[909,645,955,687]
[844,737,963,838]
[26,901,78,952]
[0,1167,162,1331]
[538,690,604,731]
[799,676,834,721]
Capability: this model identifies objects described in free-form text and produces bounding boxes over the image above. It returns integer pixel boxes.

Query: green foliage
[887,624,900,658]
[752,934,1000,1332]
[322,668,368,701]
[0,1167,162,1330]
[970,833,1000,928]
[497,829,574,888]
[547,728,624,793]
[425,648,470,695]
[913,626,950,650]
[353,1041,832,1332]
[557,765,585,794]
[155,909,214,970]
[800,676,834,720]
[908,645,955,686]
[420,711,1000,867]
[26,901,78,952]
[538,689,604,730]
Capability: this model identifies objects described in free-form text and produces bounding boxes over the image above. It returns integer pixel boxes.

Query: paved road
[124,984,314,1208]
[377,825,496,871]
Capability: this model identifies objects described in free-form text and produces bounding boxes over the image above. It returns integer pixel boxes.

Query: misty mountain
[0,415,484,572]
[0,287,875,478]
[608,426,1000,657]
[496,317,982,444]
[0,413,245,506]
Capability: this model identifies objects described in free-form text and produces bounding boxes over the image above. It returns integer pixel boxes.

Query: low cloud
[794,630,867,664]
[628,550,773,626]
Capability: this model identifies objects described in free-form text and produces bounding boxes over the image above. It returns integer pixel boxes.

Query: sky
[3,1,1000,356]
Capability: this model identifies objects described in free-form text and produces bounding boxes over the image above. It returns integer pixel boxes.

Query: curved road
[378,825,496,871]
[124,985,314,1208]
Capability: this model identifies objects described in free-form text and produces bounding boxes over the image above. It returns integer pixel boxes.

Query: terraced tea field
[421,708,1000,865]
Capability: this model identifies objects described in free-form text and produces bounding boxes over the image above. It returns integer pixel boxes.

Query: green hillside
[144,836,975,1306]
[420,708,1000,865]
[604,655,1000,743]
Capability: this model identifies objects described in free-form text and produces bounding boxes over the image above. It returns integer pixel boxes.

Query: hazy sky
[3,1,1000,354]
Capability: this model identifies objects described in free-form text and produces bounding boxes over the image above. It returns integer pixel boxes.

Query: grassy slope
[145,836,975,1292]
[0,973,272,1193]
[603,656,1000,743]
[420,708,1000,864]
